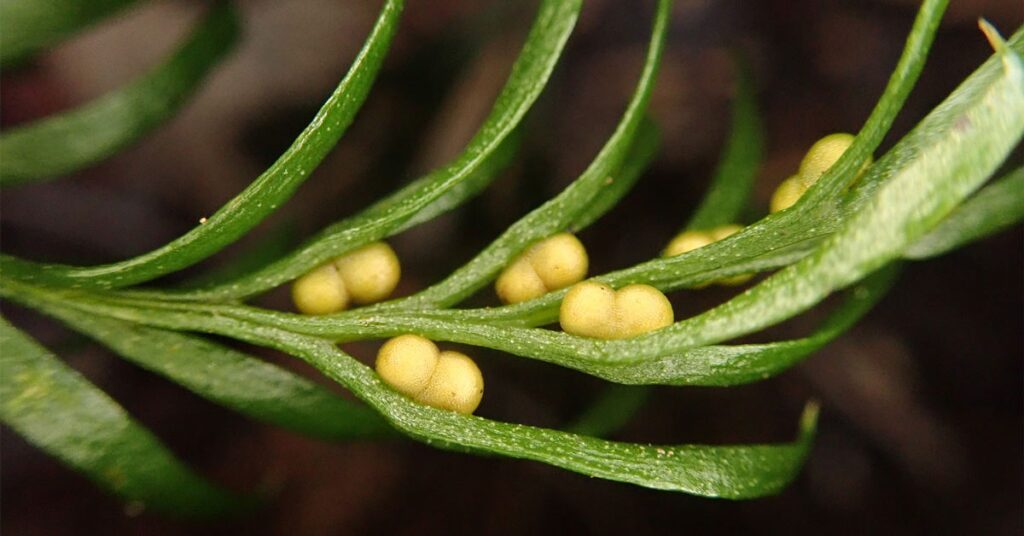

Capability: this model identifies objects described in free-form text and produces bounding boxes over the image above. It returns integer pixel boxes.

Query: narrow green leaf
[624,34,1024,354]
[128,0,583,302]
[0,0,404,288]
[174,221,299,290]
[390,128,522,235]
[1,278,821,498]
[270,332,820,498]
[188,313,822,498]
[0,0,140,66]
[566,117,661,233]
[289,340,819,498]
[20,300,393,441]
[797,0,949,209]
[0,3,239,186]
[686,54,762,230]
[355,0,670,312]
[903,167,1024,259]
[0,318,250,518]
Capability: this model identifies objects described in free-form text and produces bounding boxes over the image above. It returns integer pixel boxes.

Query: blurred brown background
[1,0,1022,534]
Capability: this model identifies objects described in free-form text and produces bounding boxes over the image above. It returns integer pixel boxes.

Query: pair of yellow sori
[291,133,865,415]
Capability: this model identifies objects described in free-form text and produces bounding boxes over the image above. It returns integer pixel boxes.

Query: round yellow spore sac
[769,174,808,214]
[662,230,714,258]
[798,132,856,184]
[495,232,588,304]
[375,334,484,415]
[291,263,350,316]
[662,229,715,288]
[291,241,401,315]
[559,281,674,339]
[798,132,873,186]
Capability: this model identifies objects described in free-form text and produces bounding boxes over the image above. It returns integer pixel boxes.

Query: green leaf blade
[25,302,393,441]
[129,0,584,302]
[269,334,821,499]
[0,318,251,518]
[567,117,661,233]
[1,0,405,288]
[632,35,1024,354]
[798,0,949,209]
[0,0,140,66]
[904,167,1024,259]
[0,3,240,186]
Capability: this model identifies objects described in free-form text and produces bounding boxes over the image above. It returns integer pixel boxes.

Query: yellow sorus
[769,175,807,213]
[662,230,714,258]
[663,224,752,286]
[292,241,400,315]
[495,232,588,304]
[770,132,872,214]
[797,132,858,183]
[559,281,674,339]
[375,334,484,415]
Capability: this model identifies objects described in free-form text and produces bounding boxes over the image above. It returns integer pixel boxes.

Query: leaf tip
[977,19,1007,53]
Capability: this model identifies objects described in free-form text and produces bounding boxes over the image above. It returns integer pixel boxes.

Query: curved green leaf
[131,0,583,302]
[0,3,239,186]
[904,167,1024,259]
[0,0,404,288]
[1,275,820,498]
[622,31,1024,354]
[391,128,522,235]
[21,300,393,441]
[567,117,660,233]
[796,0,949,209]
[184,313,822,498]
[0,318,250,517]
[0,0,140,66]
[287,338,819,498]
[255,323,819,498]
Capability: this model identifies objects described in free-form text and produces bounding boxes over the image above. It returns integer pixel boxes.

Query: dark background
[2,0,1022,534]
